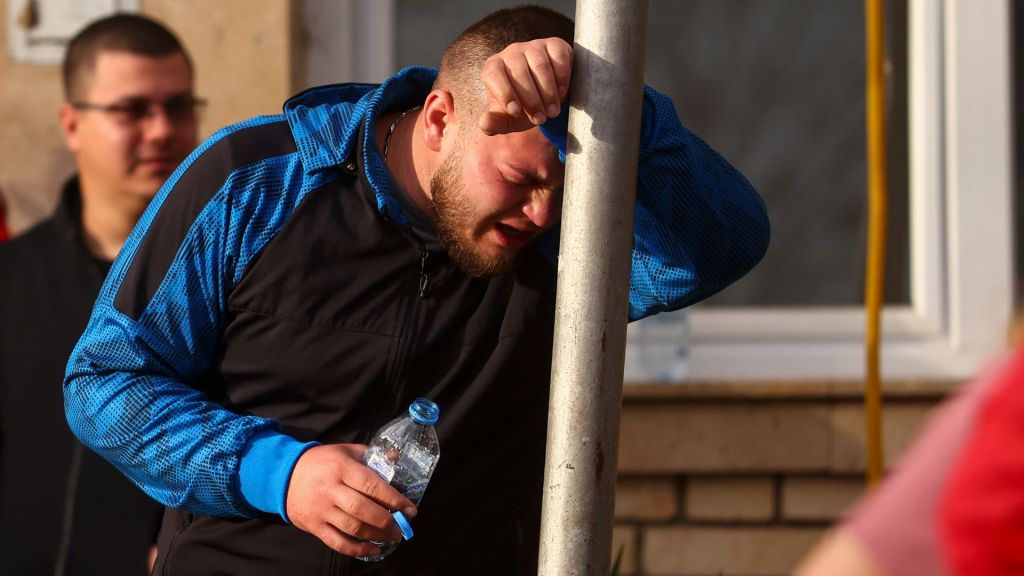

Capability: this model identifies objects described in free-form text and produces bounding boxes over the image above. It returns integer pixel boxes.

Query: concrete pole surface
[538,1,648,575]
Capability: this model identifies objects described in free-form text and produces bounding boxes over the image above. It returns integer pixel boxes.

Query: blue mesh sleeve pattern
[626,86,769,320]
[64,116,328,518]
[532,87,770,320]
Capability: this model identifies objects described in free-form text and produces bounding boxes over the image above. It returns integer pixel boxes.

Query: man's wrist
[238,430,319,523]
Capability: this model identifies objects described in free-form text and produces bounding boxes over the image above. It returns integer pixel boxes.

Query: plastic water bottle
[357,397,441,562]
[624,308,691,383]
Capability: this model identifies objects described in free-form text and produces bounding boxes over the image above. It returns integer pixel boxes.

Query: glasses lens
[119,99,152,123]
[164,96,202,123]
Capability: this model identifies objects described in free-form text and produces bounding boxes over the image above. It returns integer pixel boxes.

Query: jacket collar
[283,67,437,224]
[52,175,112,278]
[53,175,87,254]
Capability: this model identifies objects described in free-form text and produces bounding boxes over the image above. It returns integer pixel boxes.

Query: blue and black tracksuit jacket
[64,67,769,574]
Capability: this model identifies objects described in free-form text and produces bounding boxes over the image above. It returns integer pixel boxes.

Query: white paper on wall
[7,0,139,64]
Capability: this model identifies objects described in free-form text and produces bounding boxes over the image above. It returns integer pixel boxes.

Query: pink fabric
[939,347,1024,575]
[843,355,1008,576]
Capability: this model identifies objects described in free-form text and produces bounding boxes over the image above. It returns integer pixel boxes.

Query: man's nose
[144,109,176,141]
[522,188,563,230]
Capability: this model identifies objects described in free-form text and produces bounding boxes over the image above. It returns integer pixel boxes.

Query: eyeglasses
[72,95,207,125]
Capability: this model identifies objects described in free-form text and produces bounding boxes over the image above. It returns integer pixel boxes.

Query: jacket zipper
[418,249,430,297]
[385,231,430,398]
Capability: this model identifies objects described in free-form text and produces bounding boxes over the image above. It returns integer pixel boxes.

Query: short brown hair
[435,5,574,118]
[63,13,192,101]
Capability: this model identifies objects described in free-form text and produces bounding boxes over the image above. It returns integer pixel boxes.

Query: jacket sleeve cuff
[238,430,319,523]
[539,102,569,163]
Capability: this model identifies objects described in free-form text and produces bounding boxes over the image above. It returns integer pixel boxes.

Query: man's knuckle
[361,477,386,500]
[319,529,343,552]
[331,538,354,555]
[347,499,373,524]
[341,516,365,539]
[508,59,530,78]
[483,58,501,74]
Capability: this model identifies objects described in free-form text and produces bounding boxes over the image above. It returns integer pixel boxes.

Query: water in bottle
[357,397,441,562]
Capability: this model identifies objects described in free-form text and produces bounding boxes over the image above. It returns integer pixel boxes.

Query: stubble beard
[430,145,518,278]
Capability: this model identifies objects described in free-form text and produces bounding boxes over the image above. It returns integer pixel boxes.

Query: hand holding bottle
[285,443,416,558]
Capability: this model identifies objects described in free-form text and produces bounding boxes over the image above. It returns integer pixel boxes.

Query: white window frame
[311,0,1014,382]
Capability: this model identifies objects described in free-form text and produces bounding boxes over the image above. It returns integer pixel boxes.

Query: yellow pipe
[864,0,887,486]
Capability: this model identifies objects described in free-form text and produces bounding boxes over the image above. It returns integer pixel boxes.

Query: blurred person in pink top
[796,342,1024,576]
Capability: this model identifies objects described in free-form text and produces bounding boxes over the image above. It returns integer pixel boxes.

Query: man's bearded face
[430,142,518,277]
[429,124,564,277]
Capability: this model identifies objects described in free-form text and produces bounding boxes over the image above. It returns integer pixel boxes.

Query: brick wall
[608,380,956,576]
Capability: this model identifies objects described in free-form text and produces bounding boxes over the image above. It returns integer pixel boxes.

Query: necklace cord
[383,106,422,165]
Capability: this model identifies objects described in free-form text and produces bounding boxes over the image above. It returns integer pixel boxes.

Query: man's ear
[58,102,81,153]
[421,89,457,153]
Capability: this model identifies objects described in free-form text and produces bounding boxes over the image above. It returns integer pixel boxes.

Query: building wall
[0,0,300,235]
[611,382,953,575]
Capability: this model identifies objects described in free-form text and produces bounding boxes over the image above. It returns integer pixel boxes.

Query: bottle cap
[389,508,413,541]
[409,398,440,425]
[392,511,414,541]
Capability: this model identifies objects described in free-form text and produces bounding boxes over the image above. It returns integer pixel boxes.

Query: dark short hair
[436,5,574,115]
[63,13,192,101]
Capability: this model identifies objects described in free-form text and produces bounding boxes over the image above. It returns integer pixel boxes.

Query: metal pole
[538,1,648,574]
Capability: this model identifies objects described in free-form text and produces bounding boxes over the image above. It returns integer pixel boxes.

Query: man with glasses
[0,14,201,574]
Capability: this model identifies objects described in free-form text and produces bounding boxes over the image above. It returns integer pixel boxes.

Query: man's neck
[377,109,434,219]
[79,181,148,262]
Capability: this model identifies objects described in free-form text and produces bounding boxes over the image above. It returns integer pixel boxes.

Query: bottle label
[399,443,437,477]
[367,450,396,483]
[404,480,429,503]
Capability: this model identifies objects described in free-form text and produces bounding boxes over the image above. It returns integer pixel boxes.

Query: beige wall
[0,0,301,235]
